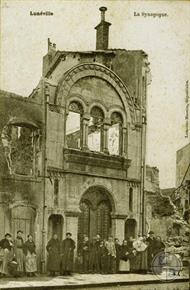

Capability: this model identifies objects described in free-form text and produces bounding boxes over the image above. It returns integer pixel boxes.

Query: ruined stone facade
[176,143,190,223]
[0,8,150,271]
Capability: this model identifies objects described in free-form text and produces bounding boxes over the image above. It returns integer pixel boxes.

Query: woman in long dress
[105,236,116,274]
[133,237,148,273]
[119,240,130,272]
[0,233,13,277]
[14,230,24,276]
[23,235,37,277]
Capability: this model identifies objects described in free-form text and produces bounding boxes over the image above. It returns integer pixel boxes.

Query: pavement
[0,272,189,289]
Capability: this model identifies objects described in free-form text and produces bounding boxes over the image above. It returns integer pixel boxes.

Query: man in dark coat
[154,236,165,256]
[81,235,90,273]
[46,233,61,276]
[60,232,75,275]
[146,231,156,272]
[100,240,108,274]
[115,238,121,273]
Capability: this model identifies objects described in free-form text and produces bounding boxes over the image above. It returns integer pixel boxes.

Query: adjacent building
[176,143,190,222]
[0,7,150,271]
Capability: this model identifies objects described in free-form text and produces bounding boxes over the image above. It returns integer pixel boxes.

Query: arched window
[78,201,90,247]
[88,106,104,152]
[96,201,111,240]
[108,112,123,155]
[1,124,37,175]
[66,101,83,149]
[129,187,133,212]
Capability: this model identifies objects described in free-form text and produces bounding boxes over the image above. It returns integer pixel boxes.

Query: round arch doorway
[78,187,113,245]
[125,218,137,240]
[48,214,63,241]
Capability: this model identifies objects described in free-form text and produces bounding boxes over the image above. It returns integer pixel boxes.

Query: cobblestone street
[0,272,189,290]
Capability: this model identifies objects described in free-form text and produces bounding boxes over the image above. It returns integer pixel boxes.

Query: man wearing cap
[60,232,75,275]
[14,230,24,276]
[146,231,156,272]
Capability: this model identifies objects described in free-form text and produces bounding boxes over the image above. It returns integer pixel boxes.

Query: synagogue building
[0,7,150,270]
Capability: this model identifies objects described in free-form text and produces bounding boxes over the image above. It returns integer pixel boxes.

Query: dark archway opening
[48,214,63,241]
[125,218,137,240]
[78,187,113,247]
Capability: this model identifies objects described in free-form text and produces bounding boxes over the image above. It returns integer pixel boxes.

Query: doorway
[78,187,113,246]
[11,206,35,240]
[125,219,137,240]
[48,214,63,241]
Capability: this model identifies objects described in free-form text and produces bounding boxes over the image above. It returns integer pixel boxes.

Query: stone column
[81,114,90,151]
[103,119,111,154]
[111,214,127,242]
[64,109,69,149]
[102,124,109,154]
[122,127,128,157]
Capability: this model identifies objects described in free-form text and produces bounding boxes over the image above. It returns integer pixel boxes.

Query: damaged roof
[0,90,43,129]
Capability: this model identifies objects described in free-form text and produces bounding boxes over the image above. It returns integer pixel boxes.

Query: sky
[0,0,190,188]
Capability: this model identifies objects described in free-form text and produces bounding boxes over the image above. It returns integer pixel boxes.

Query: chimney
[95,7,111,50]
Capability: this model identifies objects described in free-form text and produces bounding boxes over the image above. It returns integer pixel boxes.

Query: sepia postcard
[0,0,190,289]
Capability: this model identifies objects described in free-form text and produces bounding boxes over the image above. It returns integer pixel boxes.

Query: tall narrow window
[108,112,123,155]
[78,201,90,249]
[129,187,133,212]
[66,101,83,149]
[88,106,104,152]
[54,179,59,206]
[96,201,111,240]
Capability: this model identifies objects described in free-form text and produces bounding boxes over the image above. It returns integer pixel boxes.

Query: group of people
[77,231,165,275]
[0,230,165,278]
[0,231,37,278]
[0,231,76,278]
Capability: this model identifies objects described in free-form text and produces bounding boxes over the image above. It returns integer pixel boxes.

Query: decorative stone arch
[9,201,37,210]
[10,202,37,240]
[55,63,136,124]
[88,101,108,119]
[108,106,127,127]
[7,118,39,129]
[79,184,116,214]
[65,94,88,114]
[78,185,116,241]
